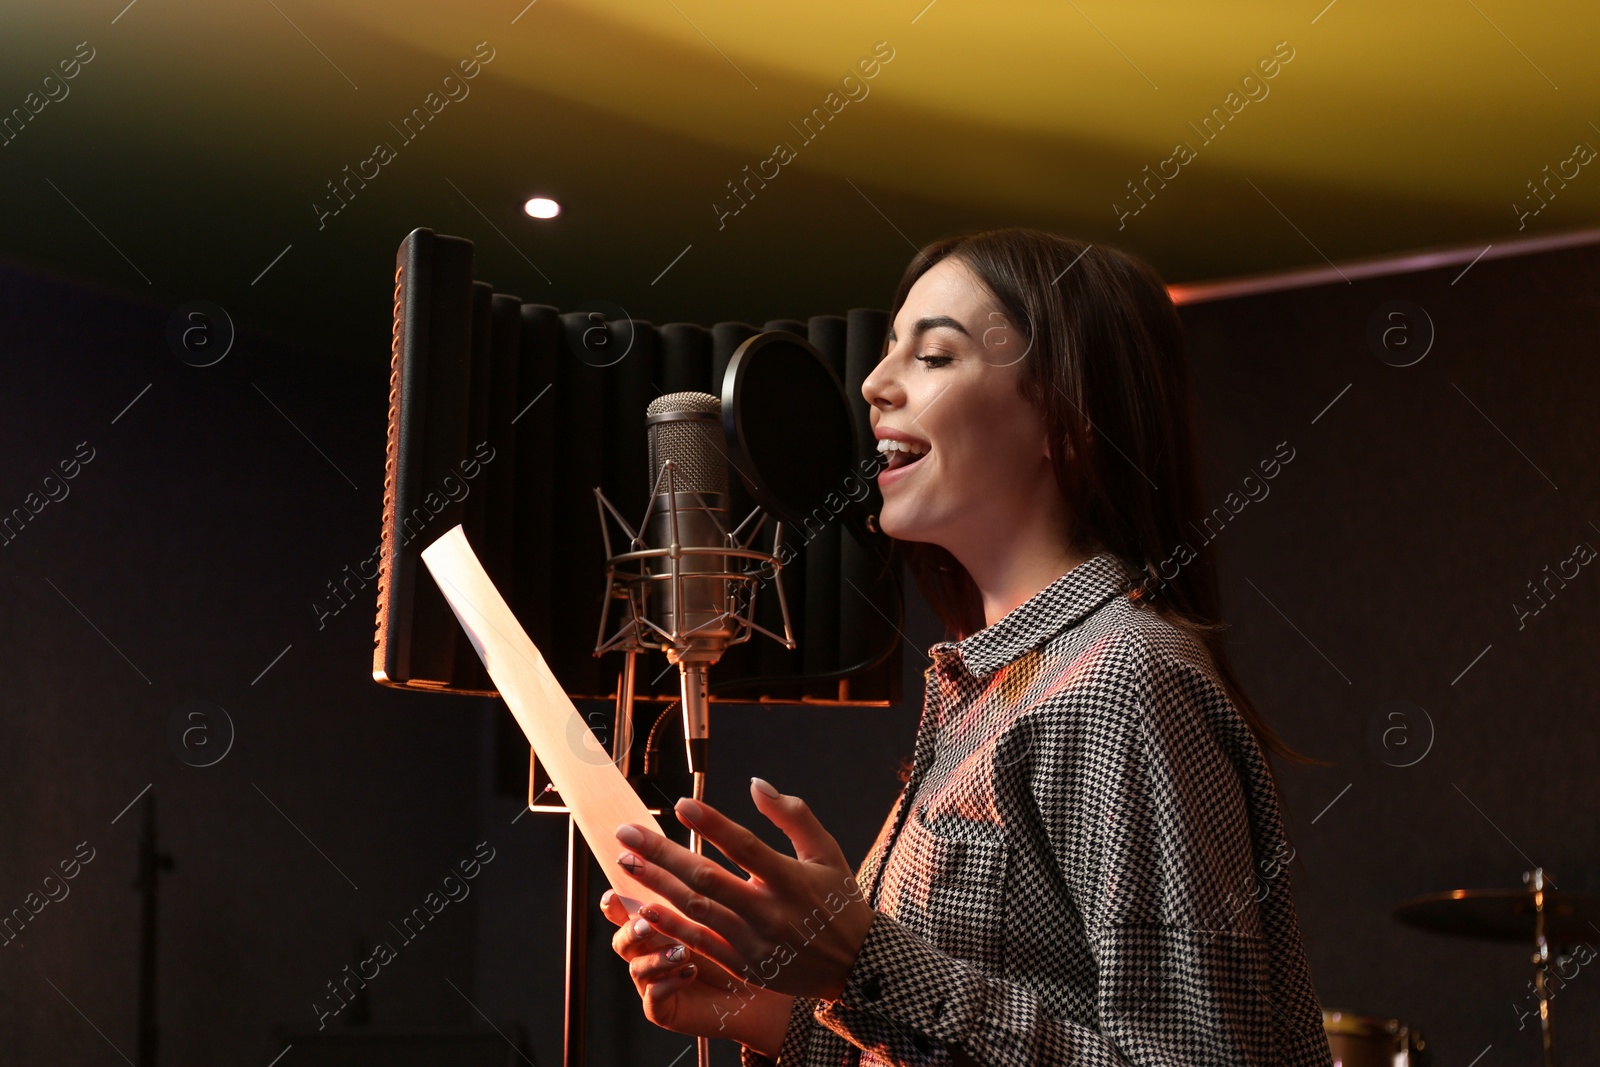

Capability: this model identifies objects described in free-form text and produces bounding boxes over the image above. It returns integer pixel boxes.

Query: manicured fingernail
[666,944,686,962]
[600,889,614,908]
[751,777,780,799]
[617,851,643,874]
[675,797,703,822]
[680,963,697,978]
[615,823,644,847]
[632,918,651,938]
[639,904,661,922]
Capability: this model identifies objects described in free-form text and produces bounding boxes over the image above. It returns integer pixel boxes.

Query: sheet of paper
[421,523,669,918]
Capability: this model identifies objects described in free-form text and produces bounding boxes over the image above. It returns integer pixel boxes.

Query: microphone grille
[646,391,727,495]
[645,391,720,417]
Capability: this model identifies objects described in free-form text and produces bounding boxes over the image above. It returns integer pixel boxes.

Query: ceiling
[1,0,1595,357]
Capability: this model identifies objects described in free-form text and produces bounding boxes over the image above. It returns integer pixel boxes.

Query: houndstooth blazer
[740,551,1333,1066]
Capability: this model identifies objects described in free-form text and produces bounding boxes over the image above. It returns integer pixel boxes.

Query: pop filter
[720,332,862,534]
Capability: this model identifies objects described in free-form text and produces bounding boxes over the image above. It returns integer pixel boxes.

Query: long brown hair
[885,227,1317,771]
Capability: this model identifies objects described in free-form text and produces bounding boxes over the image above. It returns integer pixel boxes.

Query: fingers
[635,900,748,980]
[639,962,700,1018]
[747,778,850,869]
[629,938,697,987]
[613,824,759,952]
[600,888,628,927]
[626,928,700,1008]
[672,796,787,885]
[609,910,681,964]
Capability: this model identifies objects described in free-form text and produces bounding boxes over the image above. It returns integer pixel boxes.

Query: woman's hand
[611,777,878,1003]
[599,885,795,1054]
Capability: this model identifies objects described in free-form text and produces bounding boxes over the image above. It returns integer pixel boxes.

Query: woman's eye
[915,353,954,367]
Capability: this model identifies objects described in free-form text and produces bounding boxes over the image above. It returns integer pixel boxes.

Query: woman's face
[861,257,1056,557]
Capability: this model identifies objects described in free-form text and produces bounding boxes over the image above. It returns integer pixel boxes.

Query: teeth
[876,438,929,456]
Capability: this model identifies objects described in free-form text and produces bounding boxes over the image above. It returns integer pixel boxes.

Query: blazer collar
[929,552,1140,677]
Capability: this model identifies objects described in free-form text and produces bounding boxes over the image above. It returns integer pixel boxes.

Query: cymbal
[1394,888,1600,944]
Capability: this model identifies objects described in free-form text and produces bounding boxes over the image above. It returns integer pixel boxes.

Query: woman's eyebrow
[886,315,971,343]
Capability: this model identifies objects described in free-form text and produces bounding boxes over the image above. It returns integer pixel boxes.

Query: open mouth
[878,439,930,472]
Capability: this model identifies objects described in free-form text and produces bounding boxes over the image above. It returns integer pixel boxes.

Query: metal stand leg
[564,814,590,1067]
[689,768,709,1067]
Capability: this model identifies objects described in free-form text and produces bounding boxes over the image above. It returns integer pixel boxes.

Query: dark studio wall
[0,263,498,1064]
[1175,238,1600,1062]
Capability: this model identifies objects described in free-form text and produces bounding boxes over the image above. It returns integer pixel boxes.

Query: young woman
[598,228,1333,1065]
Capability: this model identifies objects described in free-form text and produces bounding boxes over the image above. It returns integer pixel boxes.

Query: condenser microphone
[644,391,736,775]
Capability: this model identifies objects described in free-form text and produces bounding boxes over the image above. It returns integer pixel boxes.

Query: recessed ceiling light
[523,197,560,219]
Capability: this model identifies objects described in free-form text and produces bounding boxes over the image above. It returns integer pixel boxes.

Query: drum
[1322,1010,1430,1067]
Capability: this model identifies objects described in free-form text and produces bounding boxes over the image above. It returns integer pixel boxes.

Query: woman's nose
[862,357,898,409]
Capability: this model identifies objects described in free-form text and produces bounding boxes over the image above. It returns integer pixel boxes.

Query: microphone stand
[687,759,709,1067]
[676,659,712,1067]
[592,461,796,1067]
